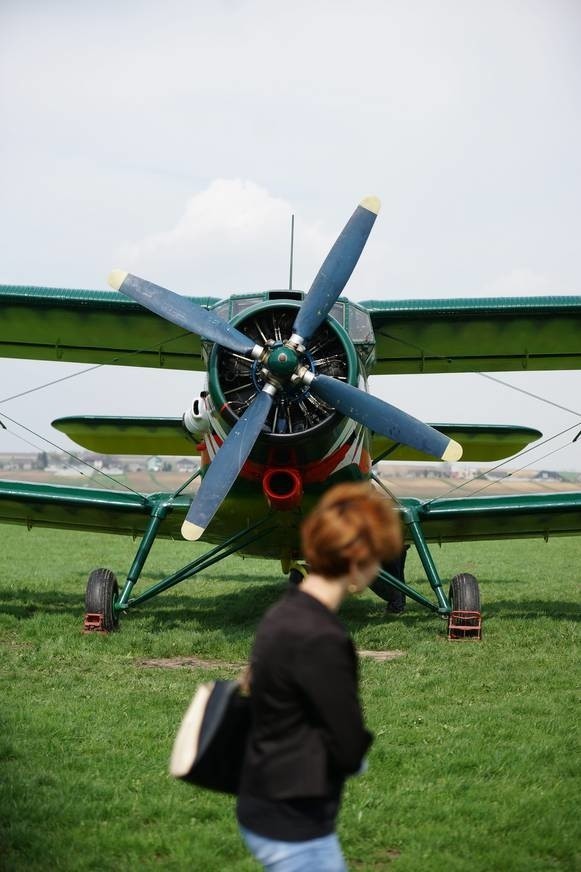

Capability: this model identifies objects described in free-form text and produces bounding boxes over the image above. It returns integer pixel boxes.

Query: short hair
[301,482,403,579]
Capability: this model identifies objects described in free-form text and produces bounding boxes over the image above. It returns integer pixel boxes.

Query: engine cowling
[207,301,358,446]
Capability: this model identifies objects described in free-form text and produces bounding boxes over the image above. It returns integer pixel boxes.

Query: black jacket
[239,586,373,801]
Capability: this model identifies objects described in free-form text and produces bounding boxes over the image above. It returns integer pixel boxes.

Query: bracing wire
[0,330,197,495]
[1,363,110,405]
[376,329,581,417]
[1,422,119,487]
[0,411,145,499]
[374,329,581,505]
[455,440,580,501]
[420,419,581,507]
[0,330,192,405]
[477,373,581,418]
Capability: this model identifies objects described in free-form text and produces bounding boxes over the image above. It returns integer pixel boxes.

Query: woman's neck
[299,572,348,612]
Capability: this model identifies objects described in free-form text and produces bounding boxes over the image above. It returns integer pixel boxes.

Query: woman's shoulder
[251,590,357,683]
[257,587,348,643]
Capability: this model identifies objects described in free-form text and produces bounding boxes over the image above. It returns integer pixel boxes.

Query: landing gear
[449,573,480,612]
[288,562,308,586]
[448,573,482,640]
[82,509,276,633]
[84,568,119,632]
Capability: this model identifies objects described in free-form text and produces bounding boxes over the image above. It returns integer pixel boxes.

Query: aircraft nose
[267,346,299,379]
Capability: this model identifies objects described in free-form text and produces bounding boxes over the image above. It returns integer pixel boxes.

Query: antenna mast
[288,214,295,291]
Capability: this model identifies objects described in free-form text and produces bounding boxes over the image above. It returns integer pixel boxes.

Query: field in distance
[1,457,580,498]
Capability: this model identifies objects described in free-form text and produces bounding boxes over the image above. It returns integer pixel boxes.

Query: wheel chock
[447,609,482,641]
[83,612,109,633]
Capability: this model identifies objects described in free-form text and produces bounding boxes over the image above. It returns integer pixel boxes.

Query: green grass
[0,526,579,871]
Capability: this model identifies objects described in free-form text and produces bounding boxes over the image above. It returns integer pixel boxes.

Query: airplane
[1,196,580,634]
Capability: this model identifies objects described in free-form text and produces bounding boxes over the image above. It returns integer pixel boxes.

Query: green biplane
[1,197,580,631]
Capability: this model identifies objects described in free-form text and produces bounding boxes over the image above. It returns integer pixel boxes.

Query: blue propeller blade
[292,197,380,342]
[108,270,259,357]
[310,374,462,461]
[181,386,276,540]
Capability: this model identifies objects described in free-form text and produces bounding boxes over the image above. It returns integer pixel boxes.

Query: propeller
[109,194,463,541]
[181,385,276,541]
[108,270,263,359]
[299,371,462,462]
[290,196,380,345]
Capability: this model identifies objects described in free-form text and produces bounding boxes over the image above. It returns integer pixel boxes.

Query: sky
[0,0,580,469]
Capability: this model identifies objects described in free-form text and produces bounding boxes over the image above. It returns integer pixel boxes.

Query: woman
[237,482,403,871]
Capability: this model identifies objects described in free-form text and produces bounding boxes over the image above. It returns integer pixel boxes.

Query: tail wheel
[449,573,480,612]
[85,568,119,631]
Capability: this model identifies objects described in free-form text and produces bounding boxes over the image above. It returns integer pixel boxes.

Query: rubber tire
[288,567,306,586]
[448,573,480,612]
[85,568,119,631]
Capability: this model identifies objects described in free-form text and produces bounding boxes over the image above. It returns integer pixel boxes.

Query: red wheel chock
[83,613,108,633]
[447,610,482,641]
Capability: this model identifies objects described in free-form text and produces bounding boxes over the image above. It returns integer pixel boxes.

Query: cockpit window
[329,302,345,325]
[348,306,374,343]
[211,301,230,320]
[231,296,263,316]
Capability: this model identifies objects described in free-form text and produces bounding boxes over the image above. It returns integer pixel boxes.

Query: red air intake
[263,468,303,511]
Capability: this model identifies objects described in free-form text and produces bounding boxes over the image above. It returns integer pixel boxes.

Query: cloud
[119,179,333,296]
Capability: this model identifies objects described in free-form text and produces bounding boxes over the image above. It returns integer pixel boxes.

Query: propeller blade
[308,374,463,462]
[291,196,380,343]
[181,385,276,541]
[108,270,261,358]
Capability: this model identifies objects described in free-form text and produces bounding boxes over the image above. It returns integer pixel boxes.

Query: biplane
[1,196,580,632]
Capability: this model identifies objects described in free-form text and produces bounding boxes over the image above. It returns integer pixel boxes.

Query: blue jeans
[239,826,348,871]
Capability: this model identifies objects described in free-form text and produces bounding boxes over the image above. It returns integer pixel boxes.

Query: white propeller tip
[359,196,381,215]
[442,439,463,462]
[108,269,129,291]
[181,520,205,541]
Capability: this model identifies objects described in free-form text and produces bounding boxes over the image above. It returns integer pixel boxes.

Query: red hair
[301,482,403,578]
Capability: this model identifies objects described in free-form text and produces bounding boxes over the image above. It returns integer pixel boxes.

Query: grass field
[0,525,579,871]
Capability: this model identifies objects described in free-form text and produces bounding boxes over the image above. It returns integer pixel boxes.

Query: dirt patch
[137,651,404,669]
[358,650,405,661]
[137,656,245,670]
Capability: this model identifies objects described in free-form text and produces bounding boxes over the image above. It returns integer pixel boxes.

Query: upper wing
[6,287,579,376]
[0,284,220,371]
[362,296,581,375]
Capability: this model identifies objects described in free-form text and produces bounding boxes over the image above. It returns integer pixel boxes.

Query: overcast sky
[1,0,580,470]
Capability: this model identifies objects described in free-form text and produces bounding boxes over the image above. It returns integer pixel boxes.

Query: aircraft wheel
[85,568,119,631]
[288,562,308,586]
[448,572,480,612]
